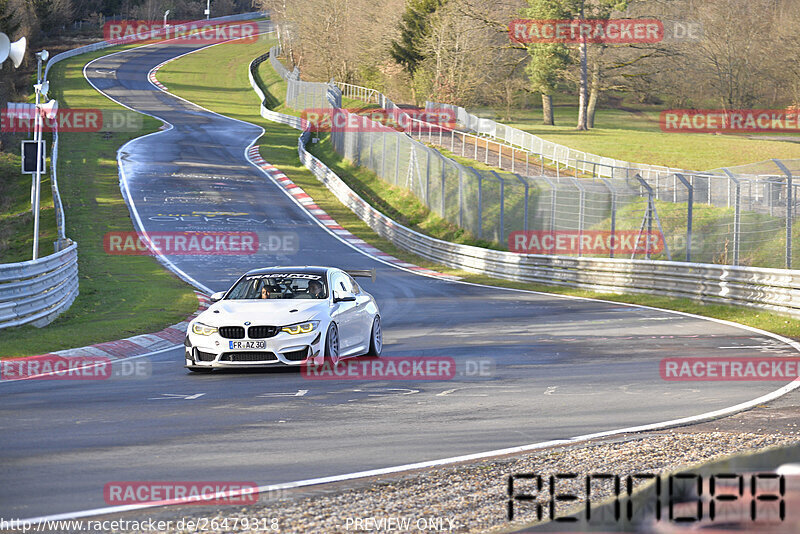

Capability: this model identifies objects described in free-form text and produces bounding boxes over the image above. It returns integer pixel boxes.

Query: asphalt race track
[1,21,798,519]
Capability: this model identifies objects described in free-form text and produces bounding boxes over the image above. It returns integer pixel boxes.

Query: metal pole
[722,169,741,266]
[458,167,464,227]
[32,57,43,260]
[600,178,617,258]
[470,168,483,239]
[441,161,446,218]
[570,178,586,256]
[517,176,529,233]
[425,149,431,206]
[773,159,793,269]
[675,173,693,263]
[492,171,505,245]
[206,0,210,20]
[381,131,387,179]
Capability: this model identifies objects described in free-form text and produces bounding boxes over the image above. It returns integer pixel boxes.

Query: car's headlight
[191,322,218,336]
[281,320,319,335]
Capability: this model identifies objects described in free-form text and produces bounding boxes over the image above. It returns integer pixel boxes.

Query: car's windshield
[226,273,328,300]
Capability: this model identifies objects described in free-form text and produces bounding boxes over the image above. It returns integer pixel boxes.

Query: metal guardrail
[0,242,79,328]
[250,49,800,319]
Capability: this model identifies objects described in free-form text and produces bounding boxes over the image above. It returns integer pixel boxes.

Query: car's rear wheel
[325,323,340,365]
[365,315,382,357]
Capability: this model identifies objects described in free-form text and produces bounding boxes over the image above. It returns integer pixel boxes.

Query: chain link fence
[267,52,797,270]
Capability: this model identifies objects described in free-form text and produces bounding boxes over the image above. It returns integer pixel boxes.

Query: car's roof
[244,266,333,277]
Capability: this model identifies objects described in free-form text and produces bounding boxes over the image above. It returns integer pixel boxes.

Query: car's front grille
[195,350,216,362]
[220,352,278,363]
[283,348,308,361]
[248,325,278,339]
[218,326,245,339]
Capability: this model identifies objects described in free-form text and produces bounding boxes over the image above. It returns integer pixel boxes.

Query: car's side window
[330,273,348,297]
[345,274,361,294]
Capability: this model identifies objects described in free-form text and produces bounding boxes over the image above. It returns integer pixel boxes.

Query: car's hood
[197,299,328,326]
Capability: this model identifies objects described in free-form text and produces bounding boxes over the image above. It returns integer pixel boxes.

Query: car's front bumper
[185,329,324,369]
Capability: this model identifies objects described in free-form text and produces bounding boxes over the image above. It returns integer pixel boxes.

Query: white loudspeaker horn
[0,33,9,64]
[39,100,58,120]
[8,36,26,68]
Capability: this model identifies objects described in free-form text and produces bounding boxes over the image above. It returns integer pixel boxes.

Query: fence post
[635,175,655,260]
[722,169,741,266]
[675,173,693,263]
[492,171,505,245]
[570,177,586,256]
[425,149,431,207]
[368,132,374,170]
[517,175,530,233]
[600,177,617,258]
[458,167,464,227]
[381,131,387,180]
[395,135,401,185]
[773,159,793,269]
[441,160,446,218]
[470,168,483,239]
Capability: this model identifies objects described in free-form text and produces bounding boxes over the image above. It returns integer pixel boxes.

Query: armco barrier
[250,49,800,319]
[0,12,266,331]
[0,242,79,328]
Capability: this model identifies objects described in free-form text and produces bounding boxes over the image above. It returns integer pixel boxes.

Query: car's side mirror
[333,291,356,303]
[210,291,225,302]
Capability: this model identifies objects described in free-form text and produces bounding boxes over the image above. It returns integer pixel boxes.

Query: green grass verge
[473,104,800,172]
[0,42,199,358]
[157,41,800,340]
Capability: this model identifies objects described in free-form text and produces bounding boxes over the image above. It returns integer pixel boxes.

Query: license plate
[228,340,267,350]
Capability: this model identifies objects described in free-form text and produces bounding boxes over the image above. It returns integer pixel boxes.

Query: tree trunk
[576,6,588,131]
[587,62,601,129]
[542,94,554,125]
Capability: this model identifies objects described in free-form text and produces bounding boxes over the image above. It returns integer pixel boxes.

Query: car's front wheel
[365,315,382,357]
[325,323,340,365]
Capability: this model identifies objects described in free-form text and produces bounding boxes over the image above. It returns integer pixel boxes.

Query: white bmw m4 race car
[185,266,382,371]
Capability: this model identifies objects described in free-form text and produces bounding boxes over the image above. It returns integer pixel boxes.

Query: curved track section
[1,24,798,518]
